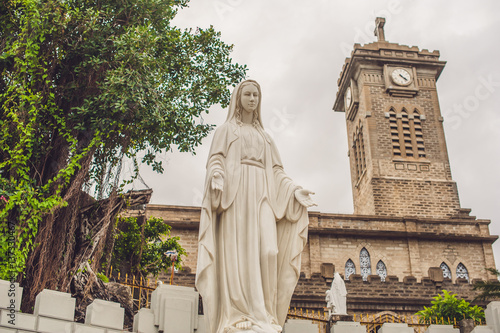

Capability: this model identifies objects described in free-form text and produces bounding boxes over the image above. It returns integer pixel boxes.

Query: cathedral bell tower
[333,18,462,219]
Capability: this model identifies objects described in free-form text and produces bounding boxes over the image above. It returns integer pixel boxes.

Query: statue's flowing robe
[195,121,309,333]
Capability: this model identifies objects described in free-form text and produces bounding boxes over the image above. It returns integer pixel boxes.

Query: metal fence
[110,268,159,311]
[287,308,487,333]
[287,308,329,333]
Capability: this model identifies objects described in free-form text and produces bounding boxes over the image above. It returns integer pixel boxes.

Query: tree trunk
[459,319,475,333]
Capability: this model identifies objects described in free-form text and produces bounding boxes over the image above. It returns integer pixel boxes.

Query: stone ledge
[85,299,124,330]
[34,289,76,321]
[0,280,22,311]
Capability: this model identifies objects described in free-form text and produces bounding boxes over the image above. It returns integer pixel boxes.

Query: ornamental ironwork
[456,263,469,281]
[440,262,451,279]
[360,248,371,281]
[345,259,356,280]
[376,260,387,281]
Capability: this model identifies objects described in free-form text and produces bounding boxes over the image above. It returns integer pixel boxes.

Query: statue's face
[240,84,259,114]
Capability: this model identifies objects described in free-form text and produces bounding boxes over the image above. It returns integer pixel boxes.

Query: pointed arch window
[388,107,426,159]
[345,259,356,280]
[456,263,469,281]
[353,121,366,180]
[440,262,451,279]
[376,260,387,282]
[360,248,371,281]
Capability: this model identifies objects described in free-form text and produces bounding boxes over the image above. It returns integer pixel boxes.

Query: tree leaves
[415,290,485,323]
[111,216,186,277]
[473,268,500,300]
[0,0,246,280]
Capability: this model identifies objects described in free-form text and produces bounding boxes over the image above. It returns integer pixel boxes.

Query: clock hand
[399,74,408,81]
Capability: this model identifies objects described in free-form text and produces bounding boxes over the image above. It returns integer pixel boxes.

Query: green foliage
[96,272,109,283]
[473,268,500,300]
[415,290,484,324]
[0,0,246,281]
[111,217,185,277]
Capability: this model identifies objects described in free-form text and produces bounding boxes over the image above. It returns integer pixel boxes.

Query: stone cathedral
[130,18,498,318]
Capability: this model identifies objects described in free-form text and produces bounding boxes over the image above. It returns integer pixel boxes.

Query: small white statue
[326,272,347,317]
[325,289,334,317]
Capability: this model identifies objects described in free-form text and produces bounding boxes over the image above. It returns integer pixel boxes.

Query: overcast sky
[126,1,500,271]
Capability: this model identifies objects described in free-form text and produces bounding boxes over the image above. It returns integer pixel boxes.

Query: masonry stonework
[334,34,463,219]
[145,206,496,284]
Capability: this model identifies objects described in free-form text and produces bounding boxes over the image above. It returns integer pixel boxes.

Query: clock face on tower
[345,86,352,109]
[391,68,412,86]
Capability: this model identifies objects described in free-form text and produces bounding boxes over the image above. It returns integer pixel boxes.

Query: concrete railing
[1,279,499,333]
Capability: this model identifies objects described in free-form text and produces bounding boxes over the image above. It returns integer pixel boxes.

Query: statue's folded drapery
[195,81,309,333]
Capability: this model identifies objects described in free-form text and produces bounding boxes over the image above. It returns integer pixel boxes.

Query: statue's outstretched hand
[295,189,317,208]
[211,172,224,192]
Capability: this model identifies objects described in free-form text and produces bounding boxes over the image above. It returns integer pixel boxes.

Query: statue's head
[226,80,263,128]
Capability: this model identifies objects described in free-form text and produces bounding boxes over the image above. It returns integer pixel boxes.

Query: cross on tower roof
[374,17,386,42]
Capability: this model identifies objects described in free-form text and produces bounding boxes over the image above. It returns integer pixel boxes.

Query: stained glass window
[456,263,469,281]
[440,262,451,279]
[360,248,371,281]
[376,260,387,282]
[345,259,356,280]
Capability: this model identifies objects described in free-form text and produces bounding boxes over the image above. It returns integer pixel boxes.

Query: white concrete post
[485,302,500,333]
[471,327,494,333]
[34,289,76,321]
[379,322,414,333]
[331,321,366,333]
[0,280,22,311]
[133,308,157,333]
[85,299,124,330]
[424,324,460,333]
[283,319,319,333]
[150,283,199,333]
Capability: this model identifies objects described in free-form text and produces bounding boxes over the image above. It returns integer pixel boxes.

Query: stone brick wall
[308,211,496,281]
[292,272,495,316]
[145,205,497,283]
[165,271,496,319]
[370,178,461,218]
[145,202,498,322]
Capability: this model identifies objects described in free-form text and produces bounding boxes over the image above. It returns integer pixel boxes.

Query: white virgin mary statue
[196,80,316,333]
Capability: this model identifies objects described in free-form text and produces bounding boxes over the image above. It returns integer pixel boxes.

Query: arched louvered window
[360,248,371,281]
[353,122,366,180]
[413,110,426,158]
[388,107,426,159]
[440,262,451,279]
[388,108,400,157]
[345,259,356,280]
[456,263,469,281]
[376,260,387,282]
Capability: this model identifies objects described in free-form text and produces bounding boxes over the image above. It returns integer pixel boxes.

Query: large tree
[0,0,246,310]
